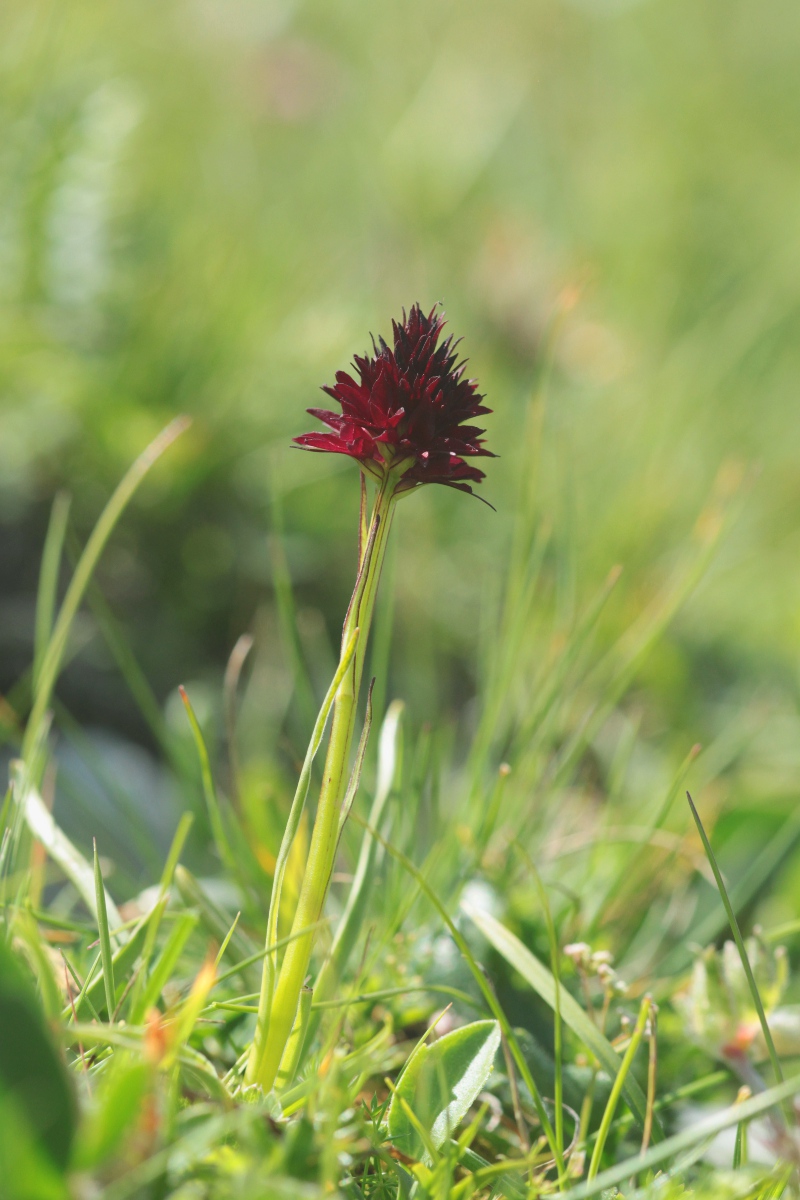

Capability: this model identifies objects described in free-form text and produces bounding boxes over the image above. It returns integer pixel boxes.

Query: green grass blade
[94,839,116,1018]
[515,845,564,1158]
[12,761,124,939]
[178,685,236,875]
[214,912,240,969]
[66,952,102,1024]
[223,632,253,812]
[132,912,198,1020]
[587,995,652,1179]
[590,742,701,934]
[72,918,150,1020]
[348,813,562,1172]
[336,678,374,839]
[174,865,261,990]
[126,811,194,1020]
[269,485,318,731]
[23,415,190,762]
[33,491,71,690]
[462,901,660,1140]
[733,1115,747,1168]
[672,803,800,964]
[686,791,784,1091]
[159,812,194,894]
[78,566,173,758]
[210,916,332,992]
[558,1072,800,1200]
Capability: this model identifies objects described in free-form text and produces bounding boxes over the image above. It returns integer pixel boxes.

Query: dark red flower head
[294,304,493,499]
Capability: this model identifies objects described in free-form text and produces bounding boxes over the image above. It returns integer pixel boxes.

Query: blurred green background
[4,0,800,891]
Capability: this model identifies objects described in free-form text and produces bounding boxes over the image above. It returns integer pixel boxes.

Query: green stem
[246,477,397,1091]
[587,996,651,1181]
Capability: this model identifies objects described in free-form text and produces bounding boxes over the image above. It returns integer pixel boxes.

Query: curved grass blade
[462,901,660,1140]
[23,415,191,762]
[686,792,785,1098]
[131,912,199,1021]
[33,491,71,690]
[12,761,123,938]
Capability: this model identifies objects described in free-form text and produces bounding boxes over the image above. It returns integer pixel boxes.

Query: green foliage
[465,903,656,1138]
[387,1019,501,1160]
[0,937,76,1174]
[71,1058,151,1170]
[5,0,800,1195]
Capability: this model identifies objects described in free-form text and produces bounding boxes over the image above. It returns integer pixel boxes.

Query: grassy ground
[4,0,800,1197]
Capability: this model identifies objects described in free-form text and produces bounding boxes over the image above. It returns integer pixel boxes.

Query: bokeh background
[4,0,800,900]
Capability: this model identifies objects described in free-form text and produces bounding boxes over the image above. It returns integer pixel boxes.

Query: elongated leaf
[387,1019,501,1161]
[462,902,660,1139]
[337,678,374,838]
[246,627,361,1084]
[309,700,404,1036]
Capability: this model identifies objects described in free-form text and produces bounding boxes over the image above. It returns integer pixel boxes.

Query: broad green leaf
[0,936,76,1172]
[463,903,660,1139]
[387,1019,501,1161]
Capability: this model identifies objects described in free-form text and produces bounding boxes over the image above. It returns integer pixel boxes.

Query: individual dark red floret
[294,304,493,499]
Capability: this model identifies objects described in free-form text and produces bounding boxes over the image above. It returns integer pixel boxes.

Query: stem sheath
[246,479,396,1090]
